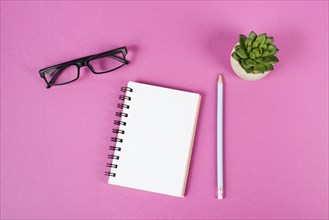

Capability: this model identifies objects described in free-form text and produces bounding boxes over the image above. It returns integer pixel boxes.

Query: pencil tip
[218,73,223,84]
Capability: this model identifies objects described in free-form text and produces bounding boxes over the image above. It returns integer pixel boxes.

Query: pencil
[217,73,224,199]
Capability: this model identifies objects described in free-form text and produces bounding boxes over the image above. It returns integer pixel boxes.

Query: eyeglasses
[39,47,128,88]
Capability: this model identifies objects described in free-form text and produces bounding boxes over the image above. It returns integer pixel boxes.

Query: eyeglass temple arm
[108,54,129,64]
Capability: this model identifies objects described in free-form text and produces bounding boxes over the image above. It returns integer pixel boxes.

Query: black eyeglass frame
[39,46,128,88]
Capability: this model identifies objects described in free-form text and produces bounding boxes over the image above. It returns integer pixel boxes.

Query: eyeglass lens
[89,54,125,74]
[44,65,79,85]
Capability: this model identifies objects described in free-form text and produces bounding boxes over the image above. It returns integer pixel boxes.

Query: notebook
[106,81,201,197]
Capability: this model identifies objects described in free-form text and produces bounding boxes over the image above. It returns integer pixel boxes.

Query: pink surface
[1,1,328,219]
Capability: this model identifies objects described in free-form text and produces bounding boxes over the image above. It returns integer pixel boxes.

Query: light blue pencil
[217,73,224,199]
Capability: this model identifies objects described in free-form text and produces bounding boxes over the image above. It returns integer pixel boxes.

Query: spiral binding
[114,120,126,126]
[105,86,133,177]
[117,103,129,109]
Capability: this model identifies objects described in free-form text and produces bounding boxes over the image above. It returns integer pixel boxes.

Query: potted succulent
[230,31,279,81]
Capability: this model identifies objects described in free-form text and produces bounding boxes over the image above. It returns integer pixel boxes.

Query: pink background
[1,1,328,219]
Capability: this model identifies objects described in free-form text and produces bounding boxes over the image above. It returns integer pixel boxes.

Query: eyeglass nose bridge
[77,60,89,67]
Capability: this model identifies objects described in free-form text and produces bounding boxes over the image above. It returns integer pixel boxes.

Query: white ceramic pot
[230,44,270,81]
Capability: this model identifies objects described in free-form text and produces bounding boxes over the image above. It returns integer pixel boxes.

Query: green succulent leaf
[249,52,256,59]
[252,41,260,49]
[267,45,277,55]
[245,59,256,66]
[239,35,247,49]
[235,45,241,51]
[265,63,274,71]
[262,56,279,64]
[247,46,252,53]
[255,33,267,44]
[253,49,261,57]
[241,60,250,69]
[245,67,253,74]
[248,31,257,42]
[270,56,279,64]
[232,52,240,61]
[259,44,267,50]
[274,49,279,56]
[254,63,266,73]
[265,37,274,44]
[235,48,248,59]
[255,57,262,63]
[262,51,271,57]
[245,39,252,48]
[259,48,264,56]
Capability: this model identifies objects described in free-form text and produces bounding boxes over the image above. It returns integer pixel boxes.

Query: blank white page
[108,81,201,197]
